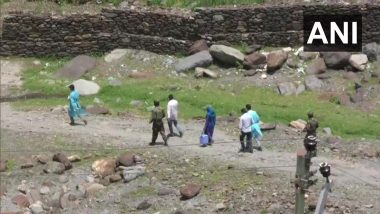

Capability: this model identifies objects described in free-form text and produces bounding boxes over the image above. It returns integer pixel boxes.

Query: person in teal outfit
[68,84,87,126]
[246,104,263,151]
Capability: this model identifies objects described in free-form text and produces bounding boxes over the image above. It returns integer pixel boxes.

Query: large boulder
[290,119,307,130]
[116,154,135,167]
[349,54,368,71]
[194,67,218,79]
[175,51,213,73]
[188,39,208,55]
[104,49,128,63]
[305,75,324,91]
[55,55,96,79]
[53,153,72,170]
[306,58,326,74]
[266,50,288,72]
[321,52,351,69]
[86,106,110,115]
[363,42,378,62]
[243,52,266,69]
[92,158,116,178]
[277,82,297,96]
[72,79,100,96]
[209,45,244,66]
[180,183,201,200]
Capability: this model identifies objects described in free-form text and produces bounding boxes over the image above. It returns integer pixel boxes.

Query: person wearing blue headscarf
[68,84,87,126]
[203,105,216,145]
[246,104,263,151]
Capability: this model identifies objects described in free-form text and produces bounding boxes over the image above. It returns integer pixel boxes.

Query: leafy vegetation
[147,0,264,8]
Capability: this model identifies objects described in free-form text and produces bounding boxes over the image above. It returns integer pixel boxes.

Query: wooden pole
[295,149,307,214]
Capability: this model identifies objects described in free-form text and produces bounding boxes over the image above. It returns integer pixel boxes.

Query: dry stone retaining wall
[1,4,379,57]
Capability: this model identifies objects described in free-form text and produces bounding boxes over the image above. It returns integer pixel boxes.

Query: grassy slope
[12,58,380,139]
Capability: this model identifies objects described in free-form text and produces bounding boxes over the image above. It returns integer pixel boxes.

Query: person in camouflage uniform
[149,100,168,146]
[304,112,319,139]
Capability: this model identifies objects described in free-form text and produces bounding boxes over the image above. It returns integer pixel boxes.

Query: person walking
[304,112,319,139]
[239,108,253,153]
[203,105,216,146]
[246,104,263,151]
[67,84,87,126]
[150,100,168,146]
[167,94,183,138]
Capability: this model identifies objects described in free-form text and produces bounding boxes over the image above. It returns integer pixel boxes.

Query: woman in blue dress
[68,84,87,126]
[203,105,216,146]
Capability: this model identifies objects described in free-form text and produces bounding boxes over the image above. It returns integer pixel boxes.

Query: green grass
[147,0,264,8]
[13,57,380,139]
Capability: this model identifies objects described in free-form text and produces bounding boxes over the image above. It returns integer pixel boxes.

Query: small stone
[109,174,122,183]
[158,187,174,196]
[40,186,50,195]
[85,183,105,198]
[36,155,49,164]
[21,161,34,169]
[137,200,152,210]
[0,159,7,172]
[12,194,30,208]
[216,202,227,211]
[43,162,65,175]
[30,201,44,214]
[180,183,201,200]
[323,127,332,136]
[68,155,81,163]
[256,171,264,175]
[17,181,28,194]
[52,153,72,170]
[86,175,95,183]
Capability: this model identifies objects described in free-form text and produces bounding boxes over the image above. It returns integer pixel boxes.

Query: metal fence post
[295,149,307,214]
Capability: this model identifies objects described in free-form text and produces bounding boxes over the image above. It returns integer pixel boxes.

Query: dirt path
[1,103,380,192]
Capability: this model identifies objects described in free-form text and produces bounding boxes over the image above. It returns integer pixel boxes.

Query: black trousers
[167,119,182,136]
[240,131,253,152]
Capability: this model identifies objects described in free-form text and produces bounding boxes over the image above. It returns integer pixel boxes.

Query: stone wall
[1,4,380,57]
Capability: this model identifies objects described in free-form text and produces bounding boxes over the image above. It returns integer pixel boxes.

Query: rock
[180,183,201,200]
[282,47,292,53]
[216,202,227,211]
[209,45,244,66]
[244,44,261,54]
[0,159,7,172]
[86,106,109,115]
[72,79,100,96]
[43,162,65,174]
[104,49,128,63]
[323,127,332,136]
[98,178,110,186]
[52,153,72,170]
[296,84,305,95]
[55,55,96,79]
[268,203,282,213]
[58,175,69,184]
[67,155,81,163]
[39,186,50,195]
[51,106,65,114]
[30,201,44,214]
[130,100,144,107]
[20,161,34,169]
[260,123,276,131]
[213,14,224,21]
[243,52,266,69]
[305,75,324,91]
[137,200,152,210]
[158,187,174,196]
[116,154,135,167]
[188,39,208,55]
[36,155,49,164]
[286,57,299,68]
[350,90,365,103]
[299,51,318,61]
[109,174,122,183]
[133,155,143,163]
[86,175,95,183]
[306,58,326,74]
[175,51,213,73]
[243,70,258,77]
[60,193,77,209]
[290,119,306,130]
[338,94,351,106]
[261,73,267,79]
[315,73,331,79]
[349,54,368,71]
[84,183,105,198]
[321,52,351,69]
[122,165,145,182]
[128,72,154,79]
[266,50,288,72]
[17,181,28,194]
[108,78,122,86]
[277,82,296,96]
[92,158,116,178]
[27,189,41,204]
[194,67,218,79]
[12,194,30,208]
[363,42,378,61]
[343,71,358,80]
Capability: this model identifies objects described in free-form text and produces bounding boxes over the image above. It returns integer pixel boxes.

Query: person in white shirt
[167,94,183,138]
[239,108,253,153]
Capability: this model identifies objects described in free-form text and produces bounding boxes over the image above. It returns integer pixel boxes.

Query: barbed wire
[0,137,303,153]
